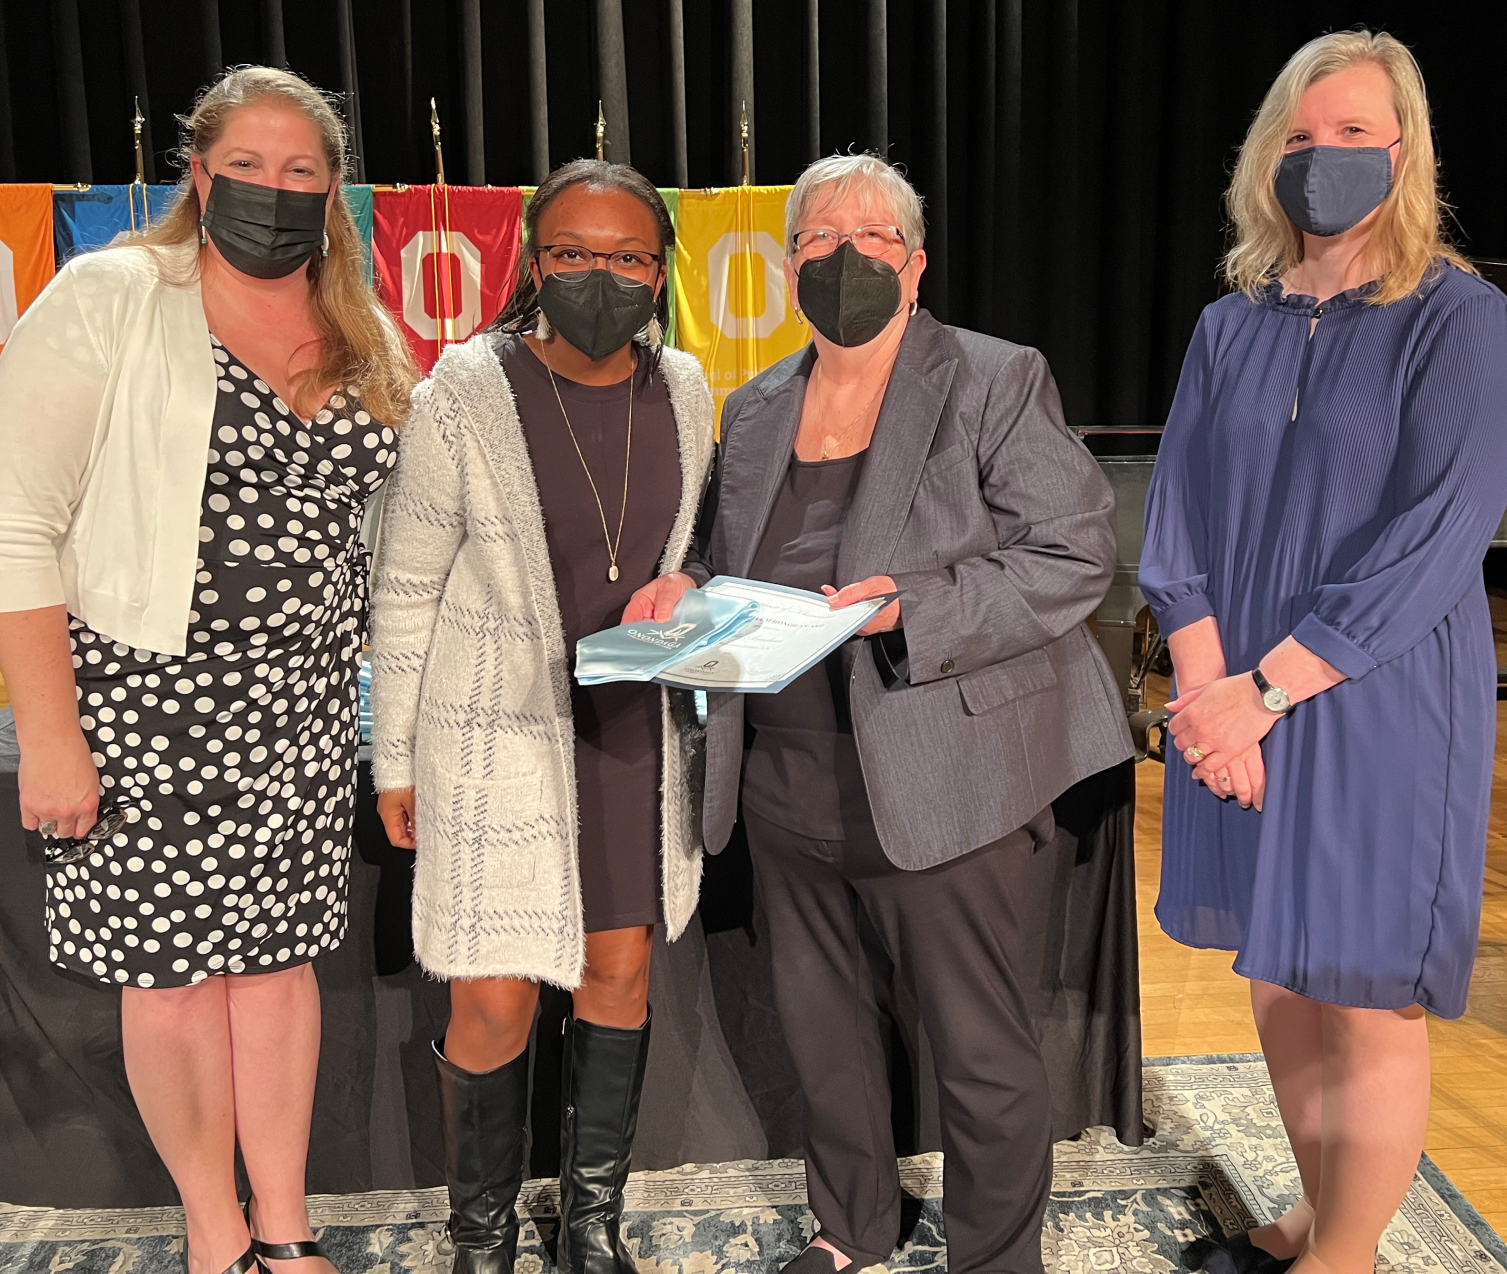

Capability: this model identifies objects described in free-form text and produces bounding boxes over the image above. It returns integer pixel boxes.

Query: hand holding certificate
[575,576,898,693]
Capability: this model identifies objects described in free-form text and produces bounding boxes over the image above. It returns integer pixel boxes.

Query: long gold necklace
[540,342,634,582]
[814,361,888,460]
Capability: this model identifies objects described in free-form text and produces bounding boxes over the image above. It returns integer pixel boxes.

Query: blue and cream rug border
[2,1055,1502,1274]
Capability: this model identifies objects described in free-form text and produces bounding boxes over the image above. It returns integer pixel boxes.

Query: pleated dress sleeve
[1140,309,1216,638]
[1290,289,1507,679]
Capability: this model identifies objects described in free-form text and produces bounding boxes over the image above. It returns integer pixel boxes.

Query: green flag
[343,185,375,286]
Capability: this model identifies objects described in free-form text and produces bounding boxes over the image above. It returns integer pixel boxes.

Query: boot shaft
[557,1012,652,1274]
[434,1039,531,1271]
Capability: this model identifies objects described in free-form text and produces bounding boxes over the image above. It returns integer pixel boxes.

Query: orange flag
[0,185,57,356]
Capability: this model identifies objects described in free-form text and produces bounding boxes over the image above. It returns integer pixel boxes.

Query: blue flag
[53,185,180,265]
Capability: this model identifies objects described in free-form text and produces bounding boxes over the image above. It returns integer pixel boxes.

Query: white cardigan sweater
[0,243,218,653]
[369,333,715,988]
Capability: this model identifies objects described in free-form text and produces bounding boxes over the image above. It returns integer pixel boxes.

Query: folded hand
[1167,672,1278,787]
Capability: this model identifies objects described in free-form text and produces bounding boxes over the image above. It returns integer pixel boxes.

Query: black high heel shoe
[218,1247,270,1274]
[242,1197,334,1269]
[1193,1231,1298,1274]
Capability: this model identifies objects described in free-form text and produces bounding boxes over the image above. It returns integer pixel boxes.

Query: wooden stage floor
[1135,599,1507,1233]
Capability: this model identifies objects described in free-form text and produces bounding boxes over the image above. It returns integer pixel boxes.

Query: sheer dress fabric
[1141,267,1507,1017]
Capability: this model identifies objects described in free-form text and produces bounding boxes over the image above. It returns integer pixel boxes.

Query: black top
[742,452,876,841]
[501,333,681,930]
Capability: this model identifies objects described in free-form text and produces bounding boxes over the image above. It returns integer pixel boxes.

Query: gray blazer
[692,311,1134,869]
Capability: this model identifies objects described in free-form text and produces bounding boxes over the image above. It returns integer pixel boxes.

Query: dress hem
[1151,921,1459,1018]
[53,945,333,990]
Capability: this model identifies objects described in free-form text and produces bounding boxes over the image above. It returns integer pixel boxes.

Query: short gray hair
[784,153,926,257]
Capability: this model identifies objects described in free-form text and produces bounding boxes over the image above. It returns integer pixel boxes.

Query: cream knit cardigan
[369,333,715,988]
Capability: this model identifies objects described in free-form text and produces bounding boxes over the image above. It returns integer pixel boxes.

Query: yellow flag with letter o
[673,186,810,433]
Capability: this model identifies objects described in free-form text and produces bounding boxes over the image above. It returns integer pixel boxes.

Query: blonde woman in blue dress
[1144,31,1507,1274]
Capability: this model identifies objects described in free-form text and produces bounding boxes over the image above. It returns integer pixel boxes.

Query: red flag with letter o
[372,185,523,373]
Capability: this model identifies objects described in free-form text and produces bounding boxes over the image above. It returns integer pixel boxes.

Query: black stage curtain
[0,759,1139,1208]
[3,1,1505,426]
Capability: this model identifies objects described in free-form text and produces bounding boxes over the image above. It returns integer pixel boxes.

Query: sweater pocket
[427,762,546,893]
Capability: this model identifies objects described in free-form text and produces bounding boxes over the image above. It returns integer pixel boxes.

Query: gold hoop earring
[910,299,918,316]
[794,308,805,326]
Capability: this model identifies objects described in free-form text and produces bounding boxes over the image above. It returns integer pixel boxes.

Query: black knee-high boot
[434,1039,531,1274]
[556,1010,652,1274]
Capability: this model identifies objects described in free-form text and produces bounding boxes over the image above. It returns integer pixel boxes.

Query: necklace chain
[539,340,634,583]
[814,362,888,460]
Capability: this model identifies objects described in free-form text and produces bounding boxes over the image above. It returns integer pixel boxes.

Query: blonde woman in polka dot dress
[0,69,413,1274]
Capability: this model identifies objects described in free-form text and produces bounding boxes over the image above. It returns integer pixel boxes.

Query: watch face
[1263,687,1291,713]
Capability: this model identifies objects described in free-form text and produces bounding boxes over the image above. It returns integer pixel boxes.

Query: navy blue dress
[1142,266,1507,1018]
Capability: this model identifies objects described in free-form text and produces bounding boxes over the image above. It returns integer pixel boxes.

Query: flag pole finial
[740,101,750,185]
[130,97,148,230]
[430,98,447,186]
[595,101,607,161]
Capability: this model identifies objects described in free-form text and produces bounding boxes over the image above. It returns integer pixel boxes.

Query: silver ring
[38,821,58,838]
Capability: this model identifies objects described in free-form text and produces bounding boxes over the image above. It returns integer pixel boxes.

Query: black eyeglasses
[42,799,135,865]
[534,244,663,284]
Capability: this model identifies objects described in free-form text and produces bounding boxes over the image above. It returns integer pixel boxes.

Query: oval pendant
[608,564,619,582]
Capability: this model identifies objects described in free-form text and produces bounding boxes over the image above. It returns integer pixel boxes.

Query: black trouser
[745,809,1053,1274]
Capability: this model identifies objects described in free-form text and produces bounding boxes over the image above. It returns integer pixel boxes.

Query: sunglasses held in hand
[40,801,134,865]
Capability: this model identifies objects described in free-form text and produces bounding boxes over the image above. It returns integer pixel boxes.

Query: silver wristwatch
[1251,667,1292,714]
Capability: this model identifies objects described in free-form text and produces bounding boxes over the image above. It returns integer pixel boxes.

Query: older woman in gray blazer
[624,154,1132,1274]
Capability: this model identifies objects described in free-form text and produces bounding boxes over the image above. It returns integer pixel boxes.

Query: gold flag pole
[428,99,455,359]
[595,101,606,161]
[129,98,148,232]
[430,98,447,186]
[740,101,750,186]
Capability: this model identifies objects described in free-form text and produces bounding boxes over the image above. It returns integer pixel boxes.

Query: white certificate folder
[574,576,898,694]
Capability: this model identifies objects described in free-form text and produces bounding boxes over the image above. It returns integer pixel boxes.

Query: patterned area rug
[3,1056,1503,1274]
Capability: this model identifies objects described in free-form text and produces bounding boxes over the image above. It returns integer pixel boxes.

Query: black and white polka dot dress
[47,337,395,989]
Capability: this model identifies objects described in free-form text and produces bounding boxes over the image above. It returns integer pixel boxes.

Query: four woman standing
[0,24,1503,1274]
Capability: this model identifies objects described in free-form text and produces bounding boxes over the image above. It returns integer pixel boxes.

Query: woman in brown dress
[371,161,714,1274]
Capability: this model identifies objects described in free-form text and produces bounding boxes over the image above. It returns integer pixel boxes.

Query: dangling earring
[321,231,330,259]
[647,315,664,350]
[794,308,805,326]
[536,309,552,341]
[199,217,208,247]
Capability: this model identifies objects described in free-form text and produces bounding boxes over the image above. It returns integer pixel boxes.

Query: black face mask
[200,173,329,280]
[537,268,659,362]
[1275,141,1398,237]
[796,241,905,347]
